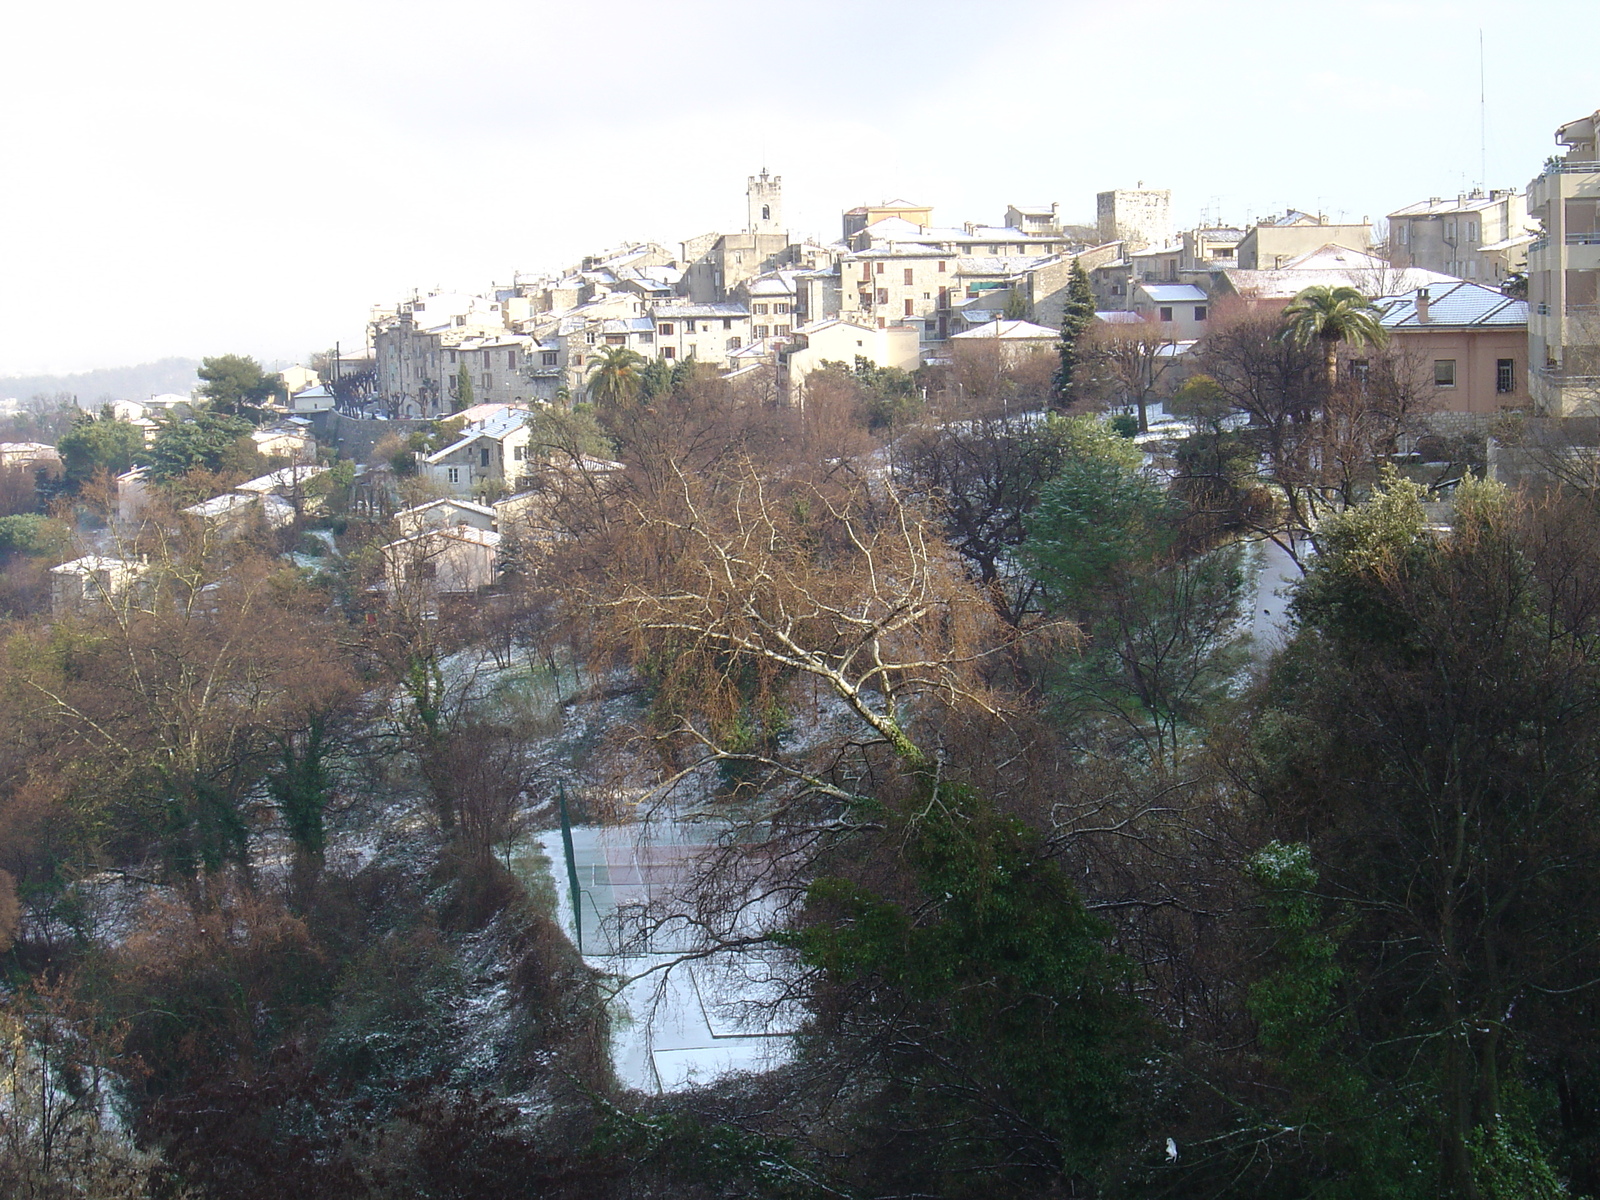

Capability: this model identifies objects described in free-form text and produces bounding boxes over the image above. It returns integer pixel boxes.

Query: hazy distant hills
[0,357,201,405]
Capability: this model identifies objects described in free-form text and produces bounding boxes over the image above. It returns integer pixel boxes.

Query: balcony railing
[1535,304,1600,319]
[1543,159,1600,175]
[1569,232,1600,245]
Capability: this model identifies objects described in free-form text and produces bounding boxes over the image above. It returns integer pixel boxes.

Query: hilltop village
[5,106,1600,1200]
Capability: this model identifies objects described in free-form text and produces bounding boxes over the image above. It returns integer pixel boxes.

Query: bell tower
[746,168,783,236]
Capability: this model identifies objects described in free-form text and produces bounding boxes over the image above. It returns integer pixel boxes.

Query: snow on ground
[1247,538,1304,654]
[525,824,799,1094]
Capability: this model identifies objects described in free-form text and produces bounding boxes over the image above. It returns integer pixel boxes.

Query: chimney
[1416,287,1431,324]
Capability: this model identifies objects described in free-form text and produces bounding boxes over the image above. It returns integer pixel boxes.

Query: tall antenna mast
[1479,28,1487,187]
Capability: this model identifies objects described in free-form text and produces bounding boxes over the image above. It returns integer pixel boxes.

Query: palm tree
[584,345,648,407]
[1278,284,1389,393]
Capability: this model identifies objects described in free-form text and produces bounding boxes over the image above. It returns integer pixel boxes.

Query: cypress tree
[1053,258,1096,406]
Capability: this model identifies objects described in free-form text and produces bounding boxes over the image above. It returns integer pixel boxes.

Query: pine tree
[1053,258,1096,406]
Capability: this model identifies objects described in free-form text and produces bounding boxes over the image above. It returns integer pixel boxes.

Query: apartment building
[1388,190,1530,283]
[1527,105,1600,416]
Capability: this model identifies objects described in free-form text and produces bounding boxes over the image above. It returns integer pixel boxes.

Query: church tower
[747,169,783,236]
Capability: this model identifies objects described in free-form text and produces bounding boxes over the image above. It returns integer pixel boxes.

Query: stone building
[1096,188,1172,251]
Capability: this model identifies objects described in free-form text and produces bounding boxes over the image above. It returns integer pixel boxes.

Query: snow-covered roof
[1477,232,1537,254]
[1280,244,1387,271]
[183,492,295,521]
[52,555,145,575]
[1377,280,1529,329]
[1388,192,1519,218]
[396,497,497,520]
[1138,284,1208,302]
[235,464,329,495]
[652,302,751,318]
[384,525,502,551]
[949,320,1059,340]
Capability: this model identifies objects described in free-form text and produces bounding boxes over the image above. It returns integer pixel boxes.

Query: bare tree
[1082,317,1181,432]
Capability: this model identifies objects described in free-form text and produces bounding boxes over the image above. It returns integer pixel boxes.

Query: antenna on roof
[1478,28,1487,188]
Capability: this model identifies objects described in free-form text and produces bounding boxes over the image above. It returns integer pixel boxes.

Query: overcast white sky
[0,0,1594,376]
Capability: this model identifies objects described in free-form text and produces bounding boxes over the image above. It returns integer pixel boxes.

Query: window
[507,350,516,368]
[513,445,525,461]
[541,351,557,366]
[1194,305,1207,321]
[605,334,626,345]
[585,331,596,344]
[573,355,583,367]
[1399,224,1409,245]
[1351,359,1370,387]
[775,325,790,337]
[447,467,459,483]
[904,299,914,316]
[877,288,889,305]
[938,286,949,308]
[754,325,770,338]
[480,447,490,468]
[1468,221,1478,242]
[1497,358,1515,393]
[1159,306,1174,322]
[773,303,789,314]
[937,260,947,272]
[662,346,675,359]
[658,323,674,336]
[922,292,931,300]
[753,303,769,314]
[638,332,652,343]
[723,318,733,329]
[727,337,742,350]
[990,244,1000,254]
[449,349,458,363]
[904,268,915,285]
[875,262,885,275]
[761,203,770,221]
[1434,359,1457,387]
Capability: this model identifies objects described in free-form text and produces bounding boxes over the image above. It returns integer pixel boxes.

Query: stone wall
[317,411,434,463]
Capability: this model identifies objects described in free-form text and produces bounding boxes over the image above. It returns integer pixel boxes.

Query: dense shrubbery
[4,335,1600,1199]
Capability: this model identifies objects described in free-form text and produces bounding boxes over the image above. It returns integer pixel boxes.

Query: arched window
[762,204,771,221]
